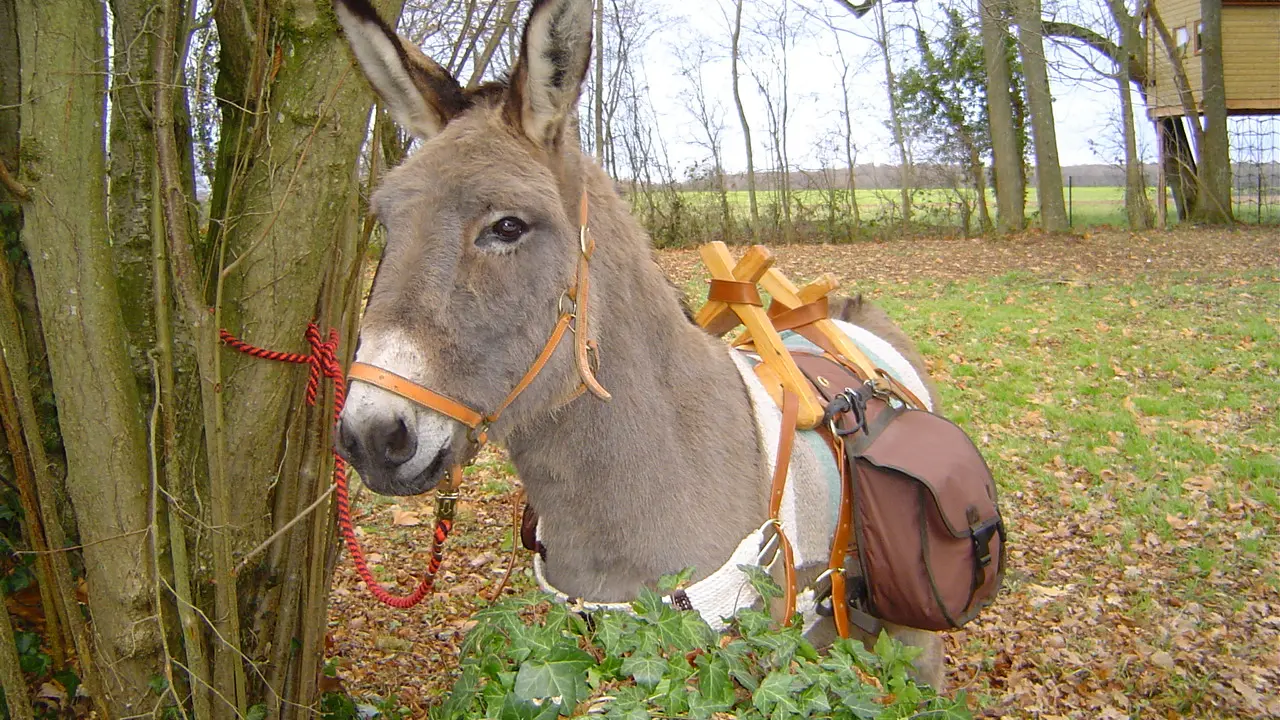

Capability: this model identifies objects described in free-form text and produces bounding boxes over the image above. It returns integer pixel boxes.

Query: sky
[626,0,1162,175]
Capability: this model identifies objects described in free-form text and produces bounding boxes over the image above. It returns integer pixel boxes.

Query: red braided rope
[219,324,442,608]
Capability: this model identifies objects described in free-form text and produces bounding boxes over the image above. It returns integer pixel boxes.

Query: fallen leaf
[391,506,421,526]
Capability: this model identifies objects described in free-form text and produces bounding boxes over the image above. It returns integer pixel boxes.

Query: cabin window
[1193,21,1204,54]
[1175,25,1190,55]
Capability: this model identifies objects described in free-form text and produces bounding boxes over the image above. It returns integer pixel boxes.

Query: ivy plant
[431,568,973,720]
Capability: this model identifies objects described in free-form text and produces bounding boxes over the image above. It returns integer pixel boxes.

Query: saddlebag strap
[768,390,801,625]
[826,430,855,639]
[709,279,764,307]
[347,363,485,429]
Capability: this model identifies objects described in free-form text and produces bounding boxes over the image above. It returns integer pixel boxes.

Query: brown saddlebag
[794,352,1006,631]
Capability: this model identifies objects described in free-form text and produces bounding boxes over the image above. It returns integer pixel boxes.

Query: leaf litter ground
[326,226,1279,719]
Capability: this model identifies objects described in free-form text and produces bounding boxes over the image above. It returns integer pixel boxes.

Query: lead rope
[219,323,446,608]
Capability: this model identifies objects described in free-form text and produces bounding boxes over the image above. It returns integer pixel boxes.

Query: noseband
[346,189,610,457]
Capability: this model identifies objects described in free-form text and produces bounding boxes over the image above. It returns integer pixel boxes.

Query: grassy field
[326,229,1279,719]
[634,187,1279,243]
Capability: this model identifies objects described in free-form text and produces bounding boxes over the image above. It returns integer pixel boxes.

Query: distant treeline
[671,163,1280,192]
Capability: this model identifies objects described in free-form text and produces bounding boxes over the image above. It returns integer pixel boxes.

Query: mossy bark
[15,0,161,714]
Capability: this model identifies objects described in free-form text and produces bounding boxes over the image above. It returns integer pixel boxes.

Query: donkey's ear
[505,0,594,147]
[334,0,468,139]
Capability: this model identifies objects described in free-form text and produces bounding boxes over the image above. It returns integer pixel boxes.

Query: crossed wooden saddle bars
[695,241,898,430]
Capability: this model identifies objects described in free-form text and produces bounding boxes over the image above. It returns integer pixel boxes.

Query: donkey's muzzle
[336,410,452,496]
[337,411,418,468]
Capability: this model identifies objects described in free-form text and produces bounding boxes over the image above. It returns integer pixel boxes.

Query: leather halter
[347,189,611,451]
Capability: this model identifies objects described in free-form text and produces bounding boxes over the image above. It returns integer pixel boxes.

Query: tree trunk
[969,141,993,232]
[594,0,605,163]
[979,0,1024,232]
[874,1,912,224]
[731,0,759,227]
[0,600,33,720]
[16,0,162,715]
[1117,71,1151,229]
[201,1,400,714]
[1194,0,1232,223]
[1012,0,1067,231]
[108,0,159,396]
[1105,0,1150,229]
[1162,116,1199,220]
[777,5,793,244]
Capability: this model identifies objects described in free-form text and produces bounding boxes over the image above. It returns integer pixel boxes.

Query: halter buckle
[467,422,491,446]
[435,492,459,522]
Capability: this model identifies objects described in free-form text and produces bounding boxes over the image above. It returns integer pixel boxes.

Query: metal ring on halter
[755,518,782,568]
[558,291,577,317]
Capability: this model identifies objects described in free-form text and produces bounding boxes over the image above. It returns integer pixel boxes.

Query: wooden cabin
[1143,0,1280,118]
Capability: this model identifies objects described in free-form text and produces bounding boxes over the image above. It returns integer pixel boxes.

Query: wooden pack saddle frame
[695,241,925,638]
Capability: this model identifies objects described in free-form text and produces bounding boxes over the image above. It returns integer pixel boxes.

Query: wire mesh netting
[1231,115,1280,225]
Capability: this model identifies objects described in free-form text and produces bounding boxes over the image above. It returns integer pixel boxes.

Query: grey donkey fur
[332,0,946,690]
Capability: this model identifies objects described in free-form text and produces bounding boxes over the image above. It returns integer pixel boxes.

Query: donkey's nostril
[378,415,418,467]
[336,418,362,462]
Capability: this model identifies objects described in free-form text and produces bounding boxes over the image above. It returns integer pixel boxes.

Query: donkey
[332,0,946,689]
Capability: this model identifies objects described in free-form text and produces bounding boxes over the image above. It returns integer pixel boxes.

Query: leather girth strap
[768,391,801,625]
[827,430,855,638]
[709,279,764,307]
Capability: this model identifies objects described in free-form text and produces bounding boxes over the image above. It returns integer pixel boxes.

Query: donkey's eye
[491,217,528,243]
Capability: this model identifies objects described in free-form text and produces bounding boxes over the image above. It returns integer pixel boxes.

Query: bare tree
[1195,0,1232,222]
[1013,0,1068,231]
[9,0,405,717]
[748,1,803,242]
[980,0,1027,231]
[677,43,734,240]
[729,0,760,228]
[1046,0,1152,229]
[871,0,913,224]
[832,31,864,226]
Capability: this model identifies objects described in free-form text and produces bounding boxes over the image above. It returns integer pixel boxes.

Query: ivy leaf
[512,650,593,710]
[749,626,804,670]
[752,670,799,718]
[603,695,651,720]
[695,654,736,708]
[833,685,881,719]
[497,692,562,720]
[437,665,481,720]
[603,686,651,720]
[245,705,267,720]
[632,587,667,619]
[592,613,633,657]
[797,684,831,716]
[679,612,717,650]
[657,566,695,593]
[620,651,666,688]
[718,638,759,692]
[738,564,783,602]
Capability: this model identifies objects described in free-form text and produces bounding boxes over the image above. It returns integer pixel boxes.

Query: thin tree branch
[0,159,29,201]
